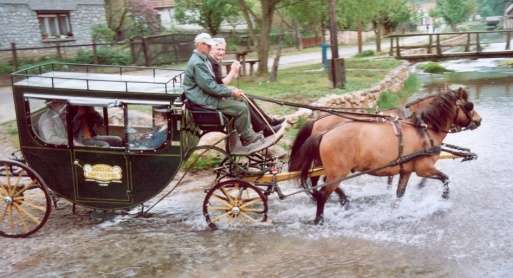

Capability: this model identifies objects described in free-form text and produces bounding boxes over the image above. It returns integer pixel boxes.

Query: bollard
[321,42,330,69]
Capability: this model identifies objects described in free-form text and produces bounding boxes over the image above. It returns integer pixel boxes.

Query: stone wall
[288,61,411,123]
[0,2,106,50]
[0,4,41,49]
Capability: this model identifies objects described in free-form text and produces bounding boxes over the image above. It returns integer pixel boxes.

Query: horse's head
[450,87,481,132]
[419,87,481,133]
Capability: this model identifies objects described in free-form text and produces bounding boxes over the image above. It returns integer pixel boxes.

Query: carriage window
[28,98,69,146]
[70,105,124,148]
[127,104,170,150]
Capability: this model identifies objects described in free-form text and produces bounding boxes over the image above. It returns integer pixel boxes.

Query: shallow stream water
[3,57,513,277]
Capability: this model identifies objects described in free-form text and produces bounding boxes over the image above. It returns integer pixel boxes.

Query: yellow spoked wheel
[203,180,267,230]
[0,160,51,238]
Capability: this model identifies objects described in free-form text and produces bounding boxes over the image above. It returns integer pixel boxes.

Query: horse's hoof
[417,178,428,189]
[313,217,324,225]
[339,199,350,210]
[442,191,450,199]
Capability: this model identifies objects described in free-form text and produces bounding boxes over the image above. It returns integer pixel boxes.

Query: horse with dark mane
[290,88,481,224]
[288,93,439,205]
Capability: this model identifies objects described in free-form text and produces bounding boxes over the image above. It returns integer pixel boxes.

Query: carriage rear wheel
[203,180,267,230]
[0,160,51,238]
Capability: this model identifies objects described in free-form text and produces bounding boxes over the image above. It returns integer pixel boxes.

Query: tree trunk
[375,23,382,53]
[256,3,274,76]
[450,23,458,32]
[293,20,303,50]
[357,23,363,54]
[270,36,283,82]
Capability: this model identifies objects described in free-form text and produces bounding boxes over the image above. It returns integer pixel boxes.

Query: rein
[247,94,394,120]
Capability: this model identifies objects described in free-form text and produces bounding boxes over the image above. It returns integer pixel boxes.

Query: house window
[37,12,73,40]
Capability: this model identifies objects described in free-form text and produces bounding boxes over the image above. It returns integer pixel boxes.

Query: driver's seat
[184,99,229,133]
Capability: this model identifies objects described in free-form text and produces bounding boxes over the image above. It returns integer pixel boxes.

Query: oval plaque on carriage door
[83,164,123,187]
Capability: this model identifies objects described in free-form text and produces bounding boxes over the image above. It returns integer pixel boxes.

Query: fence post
[465,33,471,52]
[142,37,150,66]
[92,41,98,64]
[428,34,433,54]
[436,34,441,55]
[129,38,136,63]
[10,42,18,70]
[56,42,62,59]
[506,31,511,50]
[389,36,393,56]
[476,33,481,53]
[395,36,401,57]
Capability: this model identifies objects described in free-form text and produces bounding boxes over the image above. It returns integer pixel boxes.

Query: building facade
[0,0,106,49]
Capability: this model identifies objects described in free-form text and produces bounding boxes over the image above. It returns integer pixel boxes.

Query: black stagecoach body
[9,63,201,210]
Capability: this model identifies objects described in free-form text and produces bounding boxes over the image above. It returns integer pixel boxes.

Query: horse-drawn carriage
[0,63,481,237]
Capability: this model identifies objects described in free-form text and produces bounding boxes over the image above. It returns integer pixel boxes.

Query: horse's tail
[288,120,315,171]
[296,134,324,187]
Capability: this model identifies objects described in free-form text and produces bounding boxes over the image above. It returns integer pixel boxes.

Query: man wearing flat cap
[183,33,263,146]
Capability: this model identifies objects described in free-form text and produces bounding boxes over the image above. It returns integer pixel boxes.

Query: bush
[377,74,421,110]
[0,63,13,74]
[91,24,115,43]
[70,47,131,65]
[354,50,375,58]
[96,47,131,65]
[418,62,453,74]
[377,90,400,110]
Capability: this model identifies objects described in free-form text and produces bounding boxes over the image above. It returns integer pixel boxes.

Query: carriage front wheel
[0,160,51,238]
[203,179,267,230]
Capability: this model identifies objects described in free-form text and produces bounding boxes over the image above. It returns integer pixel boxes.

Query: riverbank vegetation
[418,62,454,74]
[377,74,421,109]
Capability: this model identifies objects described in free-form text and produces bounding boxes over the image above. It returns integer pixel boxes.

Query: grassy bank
[377,74,421,110]
[237,57,401,115]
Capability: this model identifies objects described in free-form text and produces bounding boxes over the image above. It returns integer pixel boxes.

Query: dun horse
[289,94,439,204]
[291,89,481,224]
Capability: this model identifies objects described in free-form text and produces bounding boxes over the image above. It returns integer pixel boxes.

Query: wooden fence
[0,41,126,71]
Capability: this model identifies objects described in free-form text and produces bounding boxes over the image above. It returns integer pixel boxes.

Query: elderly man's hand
[230,61,241,77]
[232,88,245,98]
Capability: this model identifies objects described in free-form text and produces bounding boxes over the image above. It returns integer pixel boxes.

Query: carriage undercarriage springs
[0,63,480,237]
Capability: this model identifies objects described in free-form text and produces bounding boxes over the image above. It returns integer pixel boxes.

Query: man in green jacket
[183,33,263,146]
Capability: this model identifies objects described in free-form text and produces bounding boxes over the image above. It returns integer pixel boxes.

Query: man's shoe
[270,117,285,126]
[241,132,264,146]
[263,124,282,137]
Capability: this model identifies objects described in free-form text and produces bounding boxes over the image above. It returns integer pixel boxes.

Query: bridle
[446,99,475,133]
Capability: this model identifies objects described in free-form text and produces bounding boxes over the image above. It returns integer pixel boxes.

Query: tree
[476,0,509,17]
[279,0,327,50]
[105,0,129,40]
[337,0,376,53]
[372,0,414,52]
[175,0,239,35]
[433,0,476,31]
[126,0,161,37]
[238,0,286,76]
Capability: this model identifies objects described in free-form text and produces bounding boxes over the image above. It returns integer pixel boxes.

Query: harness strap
[390,118,404,172]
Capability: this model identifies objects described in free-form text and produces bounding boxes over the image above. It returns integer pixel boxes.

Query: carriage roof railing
[11,62,185,95]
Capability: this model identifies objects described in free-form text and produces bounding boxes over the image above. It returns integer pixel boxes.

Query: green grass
[418,62,453,74]
[237,57,402,115]
[0,120,19,148]
[377,74,421,110]
[182,153,225,173]
[353,50,375,58]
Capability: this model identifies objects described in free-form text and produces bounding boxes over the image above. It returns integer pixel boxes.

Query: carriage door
[71,101,132,206]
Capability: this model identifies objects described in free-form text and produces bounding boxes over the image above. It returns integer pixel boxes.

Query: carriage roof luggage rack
[10,62,185,95]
